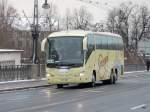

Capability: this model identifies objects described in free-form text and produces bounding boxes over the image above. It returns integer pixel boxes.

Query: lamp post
[31,0,50,64]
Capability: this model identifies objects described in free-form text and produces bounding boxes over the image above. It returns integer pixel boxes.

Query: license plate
[59,69,69,74]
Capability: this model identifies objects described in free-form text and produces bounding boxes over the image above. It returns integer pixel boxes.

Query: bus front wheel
[89,74,96,87]
[57,84,63,88]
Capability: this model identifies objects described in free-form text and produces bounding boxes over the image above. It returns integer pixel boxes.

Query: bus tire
[108,72,116,84]
[102,80,109,85]
[113,75,116,84]
[115,69,118,82]
[90,74,96,87]
[57,84,63,88]
[109,74,114,84]
[103,73,116,85]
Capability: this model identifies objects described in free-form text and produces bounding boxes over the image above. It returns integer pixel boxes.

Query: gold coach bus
[41,30,124,88]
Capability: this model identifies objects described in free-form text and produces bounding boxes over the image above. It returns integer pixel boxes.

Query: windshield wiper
[64,63,82,67]
[47,59,83,67]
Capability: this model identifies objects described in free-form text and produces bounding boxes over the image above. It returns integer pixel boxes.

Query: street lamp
[31,0,50,64]
[42,0,50,9]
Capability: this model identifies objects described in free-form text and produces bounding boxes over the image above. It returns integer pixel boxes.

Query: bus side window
[95,35,102,49]
[112,37,118,50]
[115,38,119,50]
[87,34,95,59]
[107,36,111,50]
[118,38,123,50]
[117,38,122,50]
[101,36,107,49]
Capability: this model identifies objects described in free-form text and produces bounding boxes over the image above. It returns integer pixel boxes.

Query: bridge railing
[0,64,46,82]
[124,64,146,72]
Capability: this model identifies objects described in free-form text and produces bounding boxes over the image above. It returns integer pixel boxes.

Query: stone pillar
[31,64,40,79]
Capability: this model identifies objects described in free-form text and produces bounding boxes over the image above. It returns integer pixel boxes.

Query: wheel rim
[91,75,96,87]
[115,73,118,81]
[57,84,63,88]
[110,74,114,84]
[112,73,117,84]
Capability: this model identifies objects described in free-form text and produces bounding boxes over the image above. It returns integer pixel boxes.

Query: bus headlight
[75,72,85,77]
[79,73,85,77]
[46,74,50,77]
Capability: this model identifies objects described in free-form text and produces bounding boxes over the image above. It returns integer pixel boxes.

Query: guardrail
[0,64,46,82]
[124,64,146,72]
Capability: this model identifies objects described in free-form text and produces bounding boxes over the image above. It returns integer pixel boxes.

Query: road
[0,71,150,112]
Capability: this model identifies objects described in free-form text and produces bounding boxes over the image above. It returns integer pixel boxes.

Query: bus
[41,30,124,88]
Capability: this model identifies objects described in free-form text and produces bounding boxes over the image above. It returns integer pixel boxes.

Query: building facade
[0,49,23,66]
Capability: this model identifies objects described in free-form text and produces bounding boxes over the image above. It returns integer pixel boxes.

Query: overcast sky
[8,0,150,23]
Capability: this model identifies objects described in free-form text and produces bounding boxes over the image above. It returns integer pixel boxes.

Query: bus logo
[98,54,108,67]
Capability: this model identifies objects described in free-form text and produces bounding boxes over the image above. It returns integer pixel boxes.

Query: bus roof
[48,30,122,38]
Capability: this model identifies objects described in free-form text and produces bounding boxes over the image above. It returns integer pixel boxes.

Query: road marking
[130,104,147,110]
[83,90,104,93]
[43,89,64,95]
[52,91,64,95]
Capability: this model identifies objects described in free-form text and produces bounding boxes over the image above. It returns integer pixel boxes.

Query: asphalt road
[0,71,150,112]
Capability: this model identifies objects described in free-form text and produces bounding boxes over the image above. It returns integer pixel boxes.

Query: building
[0,49,23,66]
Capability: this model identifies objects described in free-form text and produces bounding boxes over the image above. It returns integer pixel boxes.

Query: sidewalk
[0,79,51,92]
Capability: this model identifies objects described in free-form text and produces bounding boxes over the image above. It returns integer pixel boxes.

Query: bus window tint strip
[94,35,123,50]
[87,34,95,60]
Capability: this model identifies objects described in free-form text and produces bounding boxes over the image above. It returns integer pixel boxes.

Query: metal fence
[0,64,46,82]
[124,64,146,72]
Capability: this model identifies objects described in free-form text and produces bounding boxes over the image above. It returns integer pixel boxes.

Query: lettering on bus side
[97,54,109,79]
[98,54,108,67]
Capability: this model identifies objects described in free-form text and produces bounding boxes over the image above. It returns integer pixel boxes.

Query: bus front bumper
[47,76,91,84]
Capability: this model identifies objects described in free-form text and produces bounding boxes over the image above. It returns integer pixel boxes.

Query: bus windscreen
[47,36,84,67]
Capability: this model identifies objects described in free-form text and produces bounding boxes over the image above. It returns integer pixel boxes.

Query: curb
[0,84,51,93]
[0,78,46,84]
[0,79,51,93]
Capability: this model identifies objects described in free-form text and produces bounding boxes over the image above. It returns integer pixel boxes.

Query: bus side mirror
[83,37,87,51]
[83,49,87,58]
[41,38,48,52]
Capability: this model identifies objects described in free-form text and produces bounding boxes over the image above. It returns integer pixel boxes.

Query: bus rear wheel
[109,73,117,84]
[102,80,109,85]
[57,84,63,88]
[103,73,116,85]
[109,74,114,84]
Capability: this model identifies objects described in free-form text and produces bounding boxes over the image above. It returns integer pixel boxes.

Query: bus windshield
[47,36,84,67]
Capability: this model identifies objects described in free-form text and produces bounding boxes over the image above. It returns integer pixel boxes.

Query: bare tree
[107,2,135,47]
[107,2,150,53]
[92,22,106,32]
[107,8,118,33]
[72,6,93,30]
[0,0,18,48]
[64,8,73,30]
[131,5,150,51]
